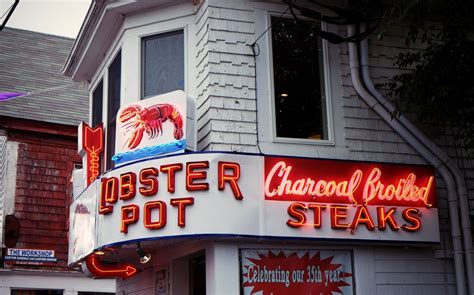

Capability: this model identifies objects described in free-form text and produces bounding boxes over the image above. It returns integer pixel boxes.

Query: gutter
[347,25,471,294]
[359,35,474,294]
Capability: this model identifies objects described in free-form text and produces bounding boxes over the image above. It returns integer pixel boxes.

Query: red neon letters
[160,163,183,193]
[139,168,159,196]
[186,161,209,191]
[218,161,243,200]
[264,157,435,207]
[286,204,422,233]
[99,160,243,234]
[144,201,167,229]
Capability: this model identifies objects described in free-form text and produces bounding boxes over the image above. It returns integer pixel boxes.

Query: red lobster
[119,103,184,149]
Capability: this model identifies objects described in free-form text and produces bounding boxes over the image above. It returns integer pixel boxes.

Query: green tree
[384,0,474,148]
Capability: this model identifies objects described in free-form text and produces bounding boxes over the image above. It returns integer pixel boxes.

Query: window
[271,17,328,140]
[141,30,184,98]
[189,253,205,295]
[92,80,103,127]
[106,51,121,170]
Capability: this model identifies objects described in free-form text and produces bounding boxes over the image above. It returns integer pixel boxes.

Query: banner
[241,249,353,295]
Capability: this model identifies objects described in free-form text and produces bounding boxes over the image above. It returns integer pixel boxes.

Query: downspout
[359,38,474,294]
[347,25,468,295]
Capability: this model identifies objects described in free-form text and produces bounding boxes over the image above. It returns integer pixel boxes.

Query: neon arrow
[85,254,140,280]
[78,122,104,186]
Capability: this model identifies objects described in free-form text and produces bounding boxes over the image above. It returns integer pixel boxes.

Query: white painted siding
[338,38,425,164]
[195,0,258,152]
[117,267,154,295]
[84,1,471,294]
[374,248,456,295]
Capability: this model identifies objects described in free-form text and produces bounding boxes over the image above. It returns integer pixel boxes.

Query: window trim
[267,13,334,146]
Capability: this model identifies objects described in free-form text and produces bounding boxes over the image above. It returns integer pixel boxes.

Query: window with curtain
[141,30,184,98]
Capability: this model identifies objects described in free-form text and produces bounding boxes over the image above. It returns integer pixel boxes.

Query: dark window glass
[271,17,327,140]
[92,80,103,127]
[107,51,121,170]
[142,30,184,98]
[190,253,205,295]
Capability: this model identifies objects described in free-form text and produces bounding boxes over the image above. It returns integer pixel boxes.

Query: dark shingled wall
[12,132,80,271]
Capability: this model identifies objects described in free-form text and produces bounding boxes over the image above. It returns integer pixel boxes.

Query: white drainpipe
[359,36,474,294]
[347,25,468,294]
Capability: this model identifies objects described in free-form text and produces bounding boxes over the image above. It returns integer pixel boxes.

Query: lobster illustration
[119,103,184,150]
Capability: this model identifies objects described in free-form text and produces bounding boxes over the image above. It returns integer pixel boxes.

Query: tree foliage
[383,0,474,148]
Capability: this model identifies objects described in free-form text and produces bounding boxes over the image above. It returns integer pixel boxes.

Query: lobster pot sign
[115,90,186,163]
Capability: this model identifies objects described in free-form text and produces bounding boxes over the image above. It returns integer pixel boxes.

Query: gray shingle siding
[0,28,88,126]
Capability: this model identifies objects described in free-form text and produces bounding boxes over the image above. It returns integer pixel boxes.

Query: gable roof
[0,28,88,126]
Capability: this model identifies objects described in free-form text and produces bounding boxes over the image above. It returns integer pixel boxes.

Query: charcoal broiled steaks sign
[241,249,353,295]
[69,153,439,264]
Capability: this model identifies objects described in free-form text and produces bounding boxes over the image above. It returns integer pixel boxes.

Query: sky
[3,0,91,38]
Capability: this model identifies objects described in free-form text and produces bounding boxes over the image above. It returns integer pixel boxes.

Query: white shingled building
[63,1,474,294]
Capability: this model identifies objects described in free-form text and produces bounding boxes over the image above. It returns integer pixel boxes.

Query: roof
[63,0,191,82]
[0,27,88,126]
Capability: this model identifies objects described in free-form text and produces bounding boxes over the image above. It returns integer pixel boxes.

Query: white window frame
[268,16,334,145]
[254,3,347,158]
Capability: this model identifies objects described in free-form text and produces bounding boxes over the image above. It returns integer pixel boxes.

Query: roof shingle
[0,28,88,126]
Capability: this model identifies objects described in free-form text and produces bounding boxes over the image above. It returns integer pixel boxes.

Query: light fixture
[94,250,106,256]
[280,93,289,97]
[136,243,151,264]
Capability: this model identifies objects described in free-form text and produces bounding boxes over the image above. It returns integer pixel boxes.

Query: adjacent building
[64,1,474,294]
[0,28,115,294]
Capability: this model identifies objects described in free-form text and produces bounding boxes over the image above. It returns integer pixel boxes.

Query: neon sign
[264,157,435,207]
[78,122,104,186]
[69,153,440,266]
[98,160,242,233]
[264,156,435,234]
[119,103,183,150]
[113,90,187,164]
[84,253,139,279]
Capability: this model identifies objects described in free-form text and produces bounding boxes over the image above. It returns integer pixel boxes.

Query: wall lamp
[136,242,151,264]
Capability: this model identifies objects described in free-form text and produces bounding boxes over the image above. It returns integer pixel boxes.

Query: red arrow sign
[78,122,104,186]
[84,254,140,280]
